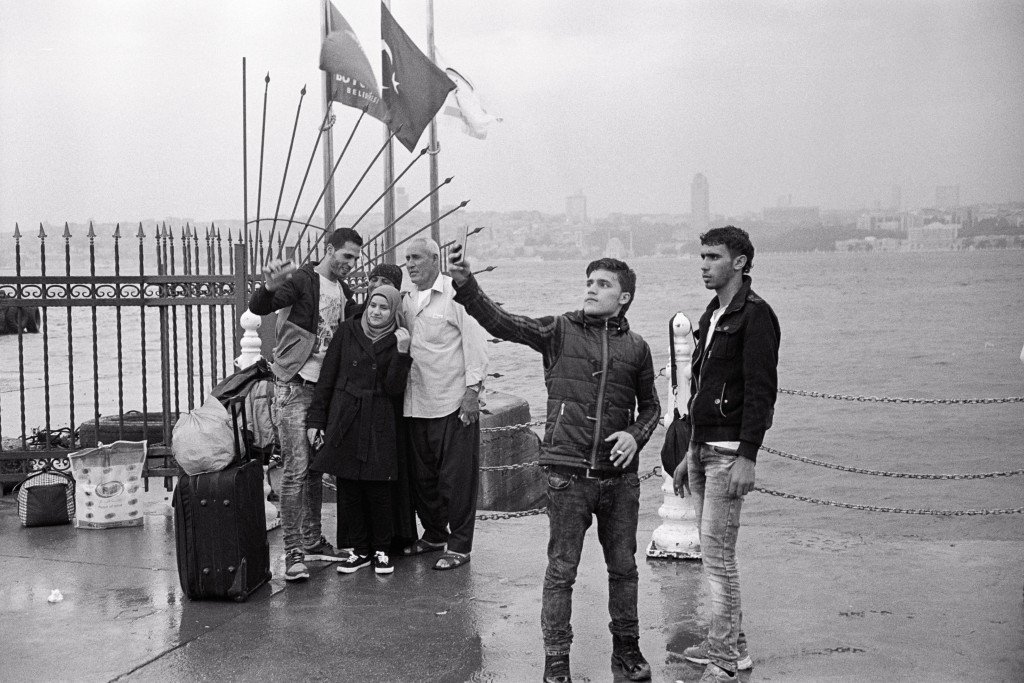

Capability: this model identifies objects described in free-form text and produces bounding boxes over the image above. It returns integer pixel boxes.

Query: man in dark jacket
[448,249,660,683]
[674,226,780,683]
[248,227,362,581]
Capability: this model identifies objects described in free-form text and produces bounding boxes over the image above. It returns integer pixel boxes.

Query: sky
[1,0,1023,230]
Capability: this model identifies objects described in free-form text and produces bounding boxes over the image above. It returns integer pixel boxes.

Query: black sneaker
[543,653,571,683]
[303,536,347,562]
[373,551,394,575]
[336,553,371,574]
[284,549,309,582]
[612,635,651,681]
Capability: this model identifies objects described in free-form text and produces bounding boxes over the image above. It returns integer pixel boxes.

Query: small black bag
[16,467,76,527]
[661,409,691,476]
[659,314,692,476]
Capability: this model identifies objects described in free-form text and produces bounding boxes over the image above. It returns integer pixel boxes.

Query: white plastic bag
[69,440,147,529]
[172,395,236,476]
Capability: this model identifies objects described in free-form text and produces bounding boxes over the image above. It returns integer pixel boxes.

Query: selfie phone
[456,225,471,263]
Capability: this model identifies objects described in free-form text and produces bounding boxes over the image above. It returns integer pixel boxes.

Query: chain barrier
[475,467,662,520]
[760,445,1024,480]
[656,372,1023,404]
[754,486,1024,516]
[480,460,539,472]
[480,420,545,434]
[776,388,1024,405]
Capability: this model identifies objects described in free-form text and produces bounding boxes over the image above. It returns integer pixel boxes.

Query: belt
[288,376,317,388]
[549,465,624,480]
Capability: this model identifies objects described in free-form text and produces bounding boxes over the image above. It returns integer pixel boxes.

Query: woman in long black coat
[307,285,412,574]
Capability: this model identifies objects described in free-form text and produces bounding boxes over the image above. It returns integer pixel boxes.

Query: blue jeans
[688,443,746,671]
[541,468,641,656]
[272,380,324,553]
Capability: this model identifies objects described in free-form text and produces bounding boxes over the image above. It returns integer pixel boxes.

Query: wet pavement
[1,467,1022,682]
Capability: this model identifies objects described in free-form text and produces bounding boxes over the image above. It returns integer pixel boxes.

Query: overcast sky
[1,0,1022,229]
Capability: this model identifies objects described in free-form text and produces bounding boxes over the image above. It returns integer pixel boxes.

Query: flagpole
[382,0,397,264]
[427,0,441,246]
[320,0,338,238]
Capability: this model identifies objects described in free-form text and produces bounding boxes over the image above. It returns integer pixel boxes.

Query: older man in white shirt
[401,237,488,570]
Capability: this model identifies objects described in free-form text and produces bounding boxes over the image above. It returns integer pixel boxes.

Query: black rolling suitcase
[173,402,271,601]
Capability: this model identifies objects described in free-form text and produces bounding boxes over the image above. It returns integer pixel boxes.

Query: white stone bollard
[235,309,263,370]
[234,309,280,529]
[647,312,701,560]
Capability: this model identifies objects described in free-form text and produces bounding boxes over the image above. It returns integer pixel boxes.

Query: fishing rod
[254,72,270,273]
[317,125,404,243]
[284,109,370,260]
[273,104,336,260]
[361,176,453,248]
[349,147,428,233]
[265,85,307,256]
[362,205,473,271]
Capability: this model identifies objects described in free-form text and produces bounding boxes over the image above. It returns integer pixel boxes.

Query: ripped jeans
[688,444,746,671]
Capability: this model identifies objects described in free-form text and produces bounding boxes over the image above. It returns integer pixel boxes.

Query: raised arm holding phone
[448,245,659,683]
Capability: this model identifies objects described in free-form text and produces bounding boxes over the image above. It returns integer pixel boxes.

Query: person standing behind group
[674,226,780,683]
[447,249,660,683]
[400,237,488,571]
[306,285,412,575]
[248,227,363,581]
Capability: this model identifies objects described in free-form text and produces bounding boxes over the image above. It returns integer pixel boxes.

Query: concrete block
[478,391,545,512]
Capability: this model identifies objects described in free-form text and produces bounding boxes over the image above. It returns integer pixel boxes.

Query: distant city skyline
[2,1,1022,229]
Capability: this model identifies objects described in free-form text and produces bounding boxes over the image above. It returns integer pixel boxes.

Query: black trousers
[336,479,394,556]
[407,411,480,554]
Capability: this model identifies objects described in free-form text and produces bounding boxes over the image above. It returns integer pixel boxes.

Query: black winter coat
[307,319,412,481]
[688,275,780,462]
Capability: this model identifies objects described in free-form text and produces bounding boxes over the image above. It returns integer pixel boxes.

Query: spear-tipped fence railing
[0,223,259,486]
[0,71,484,487]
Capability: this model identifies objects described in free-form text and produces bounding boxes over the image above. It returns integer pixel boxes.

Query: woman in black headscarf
[307,285,412,575]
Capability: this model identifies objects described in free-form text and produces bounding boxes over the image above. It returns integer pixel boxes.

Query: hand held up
[263,259,297,292]
[447,245,472,286]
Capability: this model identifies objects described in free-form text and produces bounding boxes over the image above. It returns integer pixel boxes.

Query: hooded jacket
[688,275,780,462]
[247,262,356,382]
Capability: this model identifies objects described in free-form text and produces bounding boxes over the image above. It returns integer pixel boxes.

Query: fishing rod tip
[301,85,307,95]
[265,72,270,83]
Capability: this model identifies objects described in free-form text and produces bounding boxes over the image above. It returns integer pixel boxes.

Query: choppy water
[3,250,1022,535]
[480,250,1024,537]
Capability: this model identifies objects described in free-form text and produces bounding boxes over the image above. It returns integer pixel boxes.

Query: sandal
[402,539,446,556]
[433,550,470,571]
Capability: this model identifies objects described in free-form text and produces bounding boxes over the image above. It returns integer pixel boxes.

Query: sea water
[478,250,1024,539]
[2,250,1022,536]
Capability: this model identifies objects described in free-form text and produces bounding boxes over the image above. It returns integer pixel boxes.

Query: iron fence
[0,222,259,484]
[0,216,454,486]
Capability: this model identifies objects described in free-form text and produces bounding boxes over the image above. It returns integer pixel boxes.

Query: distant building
[566,192,588,224]
[935,185,960,210]
[904,221,959,251]
[835,236,901,252]
[395,187,409,216]
[691,173,710,234]
[856,211,914,234]
[888,185,902,211]
[762,206,820,225]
